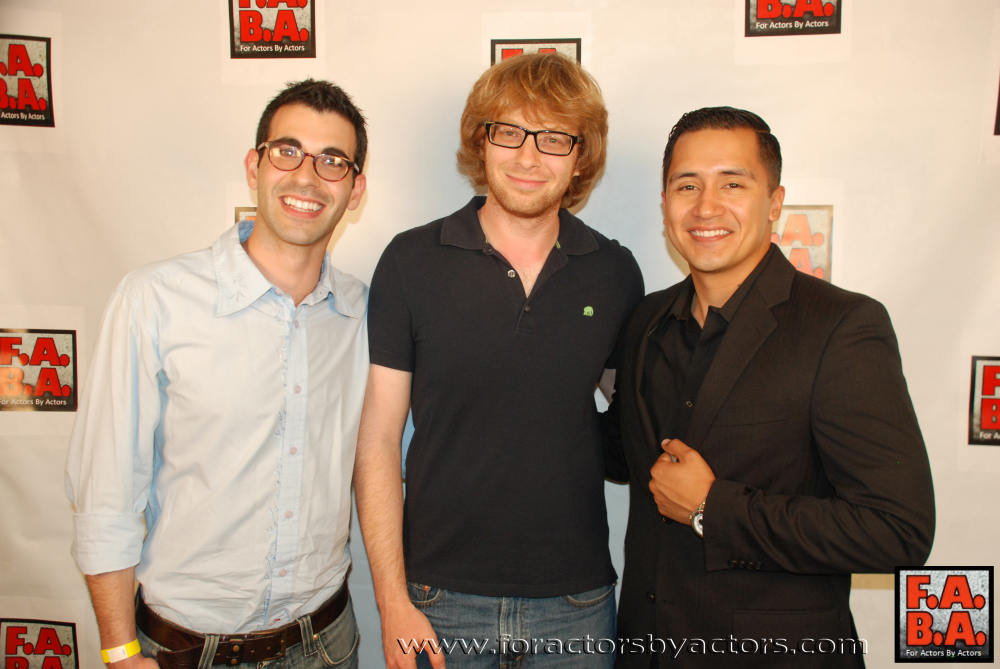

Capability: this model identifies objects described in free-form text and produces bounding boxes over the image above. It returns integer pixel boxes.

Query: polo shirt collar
[213,220,356,318]
[441,196,599,255]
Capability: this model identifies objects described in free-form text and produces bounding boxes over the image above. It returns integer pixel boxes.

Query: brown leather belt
[135,584,349,669]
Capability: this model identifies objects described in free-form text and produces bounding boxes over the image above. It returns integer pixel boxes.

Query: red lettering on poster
[757,0,783,19]
[267,0,300,6]
[17,78,42,111]
[780,214,819,246]
[240,11,263,42]
[982,399,1000,430]
[7,43,34,77]
[939,574,976,609]
[29,337,62,366]
[5,627,28,655]
[33,367,63,397]
[501,48,524,60]
[792,0,827,18]
[6,659,28,669]
[942,611,978,646]
[907,574,931,608]
[271,10,301,41]
[1,367,25,396]
[538,48,556,54]
[906,611,933,646]
[40,659,64,669]
[0,337,22,365]
[32,628,67,656]
[982,365,1000,396]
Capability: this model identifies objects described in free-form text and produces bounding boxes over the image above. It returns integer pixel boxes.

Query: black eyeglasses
[257,141,359,182]
[483,122,581,156]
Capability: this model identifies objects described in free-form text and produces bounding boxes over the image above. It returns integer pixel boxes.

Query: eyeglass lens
[488,123,575,156]
[267,143,353,182]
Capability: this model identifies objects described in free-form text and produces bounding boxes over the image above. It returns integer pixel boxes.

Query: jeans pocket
[563,582,617,608]
[407,581,445,608]
[313,603,360,668]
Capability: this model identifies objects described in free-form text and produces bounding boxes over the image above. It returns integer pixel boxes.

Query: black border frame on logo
[490,38,582,65]
[969,356,1000,445]
[894,566,994,663]
[0,618,79,669]
[0,34,54,128]
[0,328,77,412]
[227,1,316,60]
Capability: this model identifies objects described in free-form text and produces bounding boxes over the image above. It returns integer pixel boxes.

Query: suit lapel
[684,251,796,450]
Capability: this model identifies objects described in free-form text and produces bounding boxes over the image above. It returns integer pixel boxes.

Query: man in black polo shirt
[354,53,643,669]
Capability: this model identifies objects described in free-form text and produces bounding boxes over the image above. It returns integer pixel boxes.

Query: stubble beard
[486,171,567,220]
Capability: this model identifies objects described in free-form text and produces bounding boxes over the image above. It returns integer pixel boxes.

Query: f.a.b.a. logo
[0,35,54,127]
[745,0,842,37]
[2,620,78,669]
[228,0,316,59]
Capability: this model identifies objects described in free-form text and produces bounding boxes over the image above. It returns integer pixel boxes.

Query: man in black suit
[605,107,935,668]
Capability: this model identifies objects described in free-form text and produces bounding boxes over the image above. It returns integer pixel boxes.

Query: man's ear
[245,148,260,190]
[768,185,786,222]
[347,173,367,211]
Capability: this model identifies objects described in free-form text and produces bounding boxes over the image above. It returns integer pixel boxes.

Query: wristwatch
[689,500,706,538]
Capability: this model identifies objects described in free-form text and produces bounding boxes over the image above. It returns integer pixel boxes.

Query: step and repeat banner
[2,1,999,667]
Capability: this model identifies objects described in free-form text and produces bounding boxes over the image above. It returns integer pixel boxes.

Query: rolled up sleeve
[65,285,161,575]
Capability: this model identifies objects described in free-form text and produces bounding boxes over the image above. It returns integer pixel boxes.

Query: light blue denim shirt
[65,221,369,632]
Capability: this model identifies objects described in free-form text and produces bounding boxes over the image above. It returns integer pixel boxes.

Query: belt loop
[196,634,220,669]
[298,615,317,657]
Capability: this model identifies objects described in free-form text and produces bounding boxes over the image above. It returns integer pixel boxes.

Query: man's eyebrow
[667,171,699,185]
[268,137,351,160]
[720,168,756,180]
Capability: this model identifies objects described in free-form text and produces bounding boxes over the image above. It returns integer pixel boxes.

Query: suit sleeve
[702,298,935,574]
[601,254,644,483]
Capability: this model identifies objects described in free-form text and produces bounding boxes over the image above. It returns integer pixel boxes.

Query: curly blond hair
[457,52,608,209]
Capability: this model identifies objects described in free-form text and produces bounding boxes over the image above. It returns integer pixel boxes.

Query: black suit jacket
[605,249,935,668]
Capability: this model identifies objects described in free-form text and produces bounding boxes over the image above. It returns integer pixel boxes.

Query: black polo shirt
[369,196,644,597]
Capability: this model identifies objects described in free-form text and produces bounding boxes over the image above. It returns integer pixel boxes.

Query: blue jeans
[137,595,359,669]
[407,582,617,669]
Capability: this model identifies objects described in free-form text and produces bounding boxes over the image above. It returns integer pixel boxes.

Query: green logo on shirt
[583,306,594,317]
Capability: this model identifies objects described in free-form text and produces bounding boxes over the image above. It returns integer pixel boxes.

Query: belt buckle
[220,631,287,666]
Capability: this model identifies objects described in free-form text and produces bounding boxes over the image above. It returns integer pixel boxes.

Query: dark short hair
[457,52,608,209]
[661,107,781,193]
[255,79,368,173]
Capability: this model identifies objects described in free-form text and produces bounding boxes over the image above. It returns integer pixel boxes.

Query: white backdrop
[2,1,1000,667]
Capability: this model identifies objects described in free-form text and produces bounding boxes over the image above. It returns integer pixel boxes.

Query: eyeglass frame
[482,122,581,156]
[256,141,360,183]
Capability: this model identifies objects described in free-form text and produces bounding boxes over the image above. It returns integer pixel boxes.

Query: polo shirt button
[285,510,293,519]
[507,270,516,278]
[646,592,656,603]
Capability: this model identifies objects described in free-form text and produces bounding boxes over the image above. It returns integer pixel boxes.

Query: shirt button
[507,270,516,278]
[275,289,283,296]
[294,385,302,394]
[279,569,287,577]
[289,446,297,455]
[293,320,300,328]
[524,305,531,313]
[285,510,293,519]
[646,592,656,603]
[685,400,693,407]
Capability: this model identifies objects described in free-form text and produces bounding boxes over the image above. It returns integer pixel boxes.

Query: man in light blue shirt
[65,79,369,669]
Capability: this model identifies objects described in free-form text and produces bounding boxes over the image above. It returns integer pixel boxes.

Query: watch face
[693,513,704,537]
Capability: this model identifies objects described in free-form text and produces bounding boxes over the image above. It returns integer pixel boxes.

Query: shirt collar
[213,221,357,318]
[668,244,778,324]
[440,196,599,256]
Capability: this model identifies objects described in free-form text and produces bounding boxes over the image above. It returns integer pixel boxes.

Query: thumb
[662,438,692,458]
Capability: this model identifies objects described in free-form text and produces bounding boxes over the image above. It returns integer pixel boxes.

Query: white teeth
[691,229,730,238]
[282,197,322,212]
